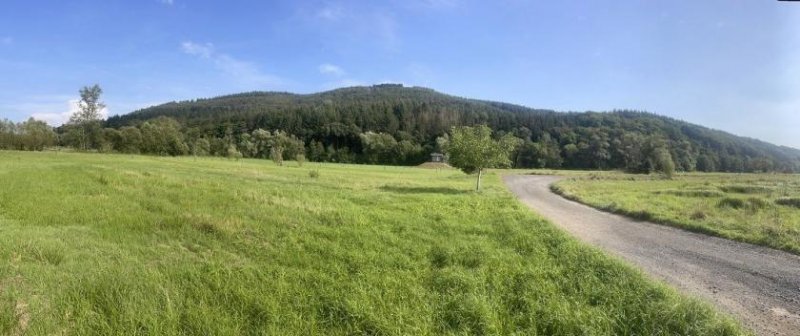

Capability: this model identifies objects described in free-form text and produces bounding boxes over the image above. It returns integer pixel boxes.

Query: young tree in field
[653,147,676,179]
[72,85,105,122]
[447,125,518,190]
[67,84,105,150]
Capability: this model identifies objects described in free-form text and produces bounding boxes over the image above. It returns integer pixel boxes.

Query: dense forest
[3,84,800,173]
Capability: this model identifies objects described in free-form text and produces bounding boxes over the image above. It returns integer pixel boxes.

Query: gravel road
[503,175,800,336]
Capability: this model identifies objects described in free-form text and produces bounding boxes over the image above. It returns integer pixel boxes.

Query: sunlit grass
[554,172,800,254]
[0,151,745,335]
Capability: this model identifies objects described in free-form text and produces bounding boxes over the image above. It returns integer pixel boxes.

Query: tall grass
[0,151,745,335]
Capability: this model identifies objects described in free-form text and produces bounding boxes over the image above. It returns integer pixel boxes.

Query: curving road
[503,175,800,336]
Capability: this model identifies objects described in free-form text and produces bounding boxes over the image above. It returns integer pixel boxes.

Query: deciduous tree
[67,84,105,150]
[447,125,517,190]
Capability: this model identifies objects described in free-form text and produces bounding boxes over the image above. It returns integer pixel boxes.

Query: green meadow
[0,151,744,335]
[553,173,800,254]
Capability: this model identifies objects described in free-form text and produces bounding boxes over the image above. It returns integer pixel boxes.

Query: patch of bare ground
[13,300,29,336]
[416,162,453,169]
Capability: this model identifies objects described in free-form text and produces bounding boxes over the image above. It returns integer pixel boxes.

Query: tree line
[0,118,57,151]
[3,84,799,173]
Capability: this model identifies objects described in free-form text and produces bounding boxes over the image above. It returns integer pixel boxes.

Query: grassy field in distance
[553,172,800,254]
[0,151,745,335]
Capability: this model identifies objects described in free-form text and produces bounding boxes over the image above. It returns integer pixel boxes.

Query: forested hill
[105,84,800,172]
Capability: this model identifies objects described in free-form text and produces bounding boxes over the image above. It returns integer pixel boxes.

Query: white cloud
[28,98,108,126]
[181,41,283,87]
[319,63,345,76]
[181,41,214,58]
[160,0,174,5]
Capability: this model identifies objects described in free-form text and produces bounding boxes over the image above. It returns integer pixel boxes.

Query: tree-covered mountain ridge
[106,84,800,172]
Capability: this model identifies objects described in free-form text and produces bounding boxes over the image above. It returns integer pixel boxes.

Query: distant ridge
[106,85,800,172]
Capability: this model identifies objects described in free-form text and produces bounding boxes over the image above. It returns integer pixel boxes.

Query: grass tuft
[719,185,774,194]
[690,210,708,220]
[776,197,800,209]
[657,189,724,198]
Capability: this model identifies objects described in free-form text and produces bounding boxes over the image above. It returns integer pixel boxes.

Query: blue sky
[1,0,799,148]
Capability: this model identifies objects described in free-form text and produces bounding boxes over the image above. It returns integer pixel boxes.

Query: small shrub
[775,197,800,209]
[309,170,320,179]
[717,197,745,209]
[295,154,306,167]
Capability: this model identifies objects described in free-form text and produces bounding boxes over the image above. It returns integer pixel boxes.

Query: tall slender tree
[67,84,105,150]
[71,85,106,123]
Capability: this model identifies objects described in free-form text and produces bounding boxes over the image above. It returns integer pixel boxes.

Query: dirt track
[503,175,800,336]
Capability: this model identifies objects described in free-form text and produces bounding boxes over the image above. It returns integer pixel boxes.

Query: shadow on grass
[380,185,464,195]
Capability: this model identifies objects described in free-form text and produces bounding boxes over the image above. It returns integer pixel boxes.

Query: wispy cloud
[318,63,362,89]
[316,4,344,21]
[417,0,459,9]
[319,63,345,76]
[303,4,400,52]
[181,41,283,88]
[181,41,213,58]
[160,0,174,5]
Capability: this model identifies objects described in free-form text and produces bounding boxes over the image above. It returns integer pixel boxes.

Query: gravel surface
[504,175,800,336]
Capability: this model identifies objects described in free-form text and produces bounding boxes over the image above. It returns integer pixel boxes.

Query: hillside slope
[106,85,800,172]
